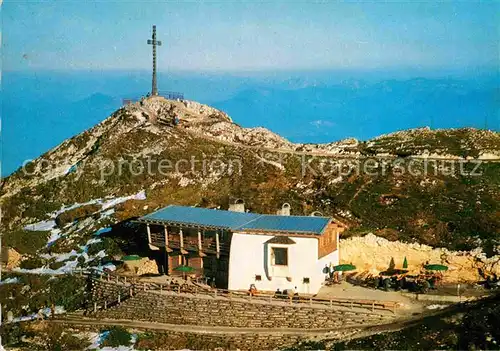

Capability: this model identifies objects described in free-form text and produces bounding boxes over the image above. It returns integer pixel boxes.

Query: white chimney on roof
[229,199,245,212]
[277,203,291,216]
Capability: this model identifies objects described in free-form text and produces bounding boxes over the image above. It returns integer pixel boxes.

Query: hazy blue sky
[3,1,499,71]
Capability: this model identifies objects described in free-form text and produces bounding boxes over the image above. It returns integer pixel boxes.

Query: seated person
[249,283,257,296]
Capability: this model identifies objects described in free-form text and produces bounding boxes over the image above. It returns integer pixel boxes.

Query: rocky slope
[1,96,499,265]
[340,233,500,283]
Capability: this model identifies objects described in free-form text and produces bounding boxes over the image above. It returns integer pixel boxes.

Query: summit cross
[147,25,162,96]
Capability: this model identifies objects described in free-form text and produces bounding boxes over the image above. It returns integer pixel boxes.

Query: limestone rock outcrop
[340,233,500,283]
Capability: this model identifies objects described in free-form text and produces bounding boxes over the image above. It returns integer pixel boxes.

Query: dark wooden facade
[142,222,231,288]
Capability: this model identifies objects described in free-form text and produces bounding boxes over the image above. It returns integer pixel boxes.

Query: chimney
[277,203,291,216]
[229,199,245,213]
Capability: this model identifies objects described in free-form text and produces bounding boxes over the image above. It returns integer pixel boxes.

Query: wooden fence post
[116,276,119,284]
[124,276,127,284]
[130,287,133,297]
[143,283,146,291]
[118,293,121,304]
[309,297,312,306]
[329,299,332,307]
[104,301,107,309]
[94,302,97,313]
[372,301,375,312]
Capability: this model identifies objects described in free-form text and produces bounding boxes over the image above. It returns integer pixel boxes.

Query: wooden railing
[150,233,231,255]
[91,270,400,314]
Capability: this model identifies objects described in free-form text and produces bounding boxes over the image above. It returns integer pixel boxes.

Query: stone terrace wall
[91,279,393,329]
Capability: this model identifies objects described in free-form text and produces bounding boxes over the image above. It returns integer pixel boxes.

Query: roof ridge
[260,213,331,219]
[232,214,264,230]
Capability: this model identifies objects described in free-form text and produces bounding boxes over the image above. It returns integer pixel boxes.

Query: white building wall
[227,232,339,295]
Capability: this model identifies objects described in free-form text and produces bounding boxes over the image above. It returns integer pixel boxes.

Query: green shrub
[47,275,87,312]
[20,257,45,270]
[41,323,90,351]
[49,261,66,270]
[1,323,34,347]
[101,326,131,347]
[55,204,100,228]
[77,255,86,267]
[87,237,121,257]
[4,229,49,255]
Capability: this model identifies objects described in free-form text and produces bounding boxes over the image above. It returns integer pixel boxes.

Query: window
[303,277,310,284]
[272,247,288,266]
[255,275,262,281]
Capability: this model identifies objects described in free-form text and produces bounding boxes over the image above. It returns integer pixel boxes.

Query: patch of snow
[24,220,56,232]
[11,306,65,323]
[101,190,146,210]
[94,250,107,259]
[95,227,112,236]
[426,304,448,310]
[40,250,78,262]
[87,332,103,350]
[0,277,20,285]
[47,228,62,246]
[14,258,79,275]
[86,238,102,246]
[15,237,109,275]
[102,263,116,271]
[65,164,78,174]
[51,199,100,218]
[87,330,136,351]
[101,208,115,217]
[50,190,146,218]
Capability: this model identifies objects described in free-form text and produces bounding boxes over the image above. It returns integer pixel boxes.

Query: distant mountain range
[2,70,498,175]
[212,78,499,144]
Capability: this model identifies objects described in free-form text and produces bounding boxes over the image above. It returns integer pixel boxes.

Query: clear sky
[3,1,499,72]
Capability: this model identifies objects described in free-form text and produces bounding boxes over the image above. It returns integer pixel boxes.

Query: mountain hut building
[135,204,345,294]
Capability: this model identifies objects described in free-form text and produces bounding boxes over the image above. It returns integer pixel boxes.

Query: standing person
[323,264,330,281]
[50,304,55,319]
[36,308,45,321]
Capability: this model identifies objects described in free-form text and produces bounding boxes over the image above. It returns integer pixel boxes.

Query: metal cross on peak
[147,25,162,96]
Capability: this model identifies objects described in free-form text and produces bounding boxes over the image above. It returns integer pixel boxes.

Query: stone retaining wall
[90,279,393,329]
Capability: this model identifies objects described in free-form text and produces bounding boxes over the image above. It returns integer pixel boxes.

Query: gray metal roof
[139,205,331,235]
